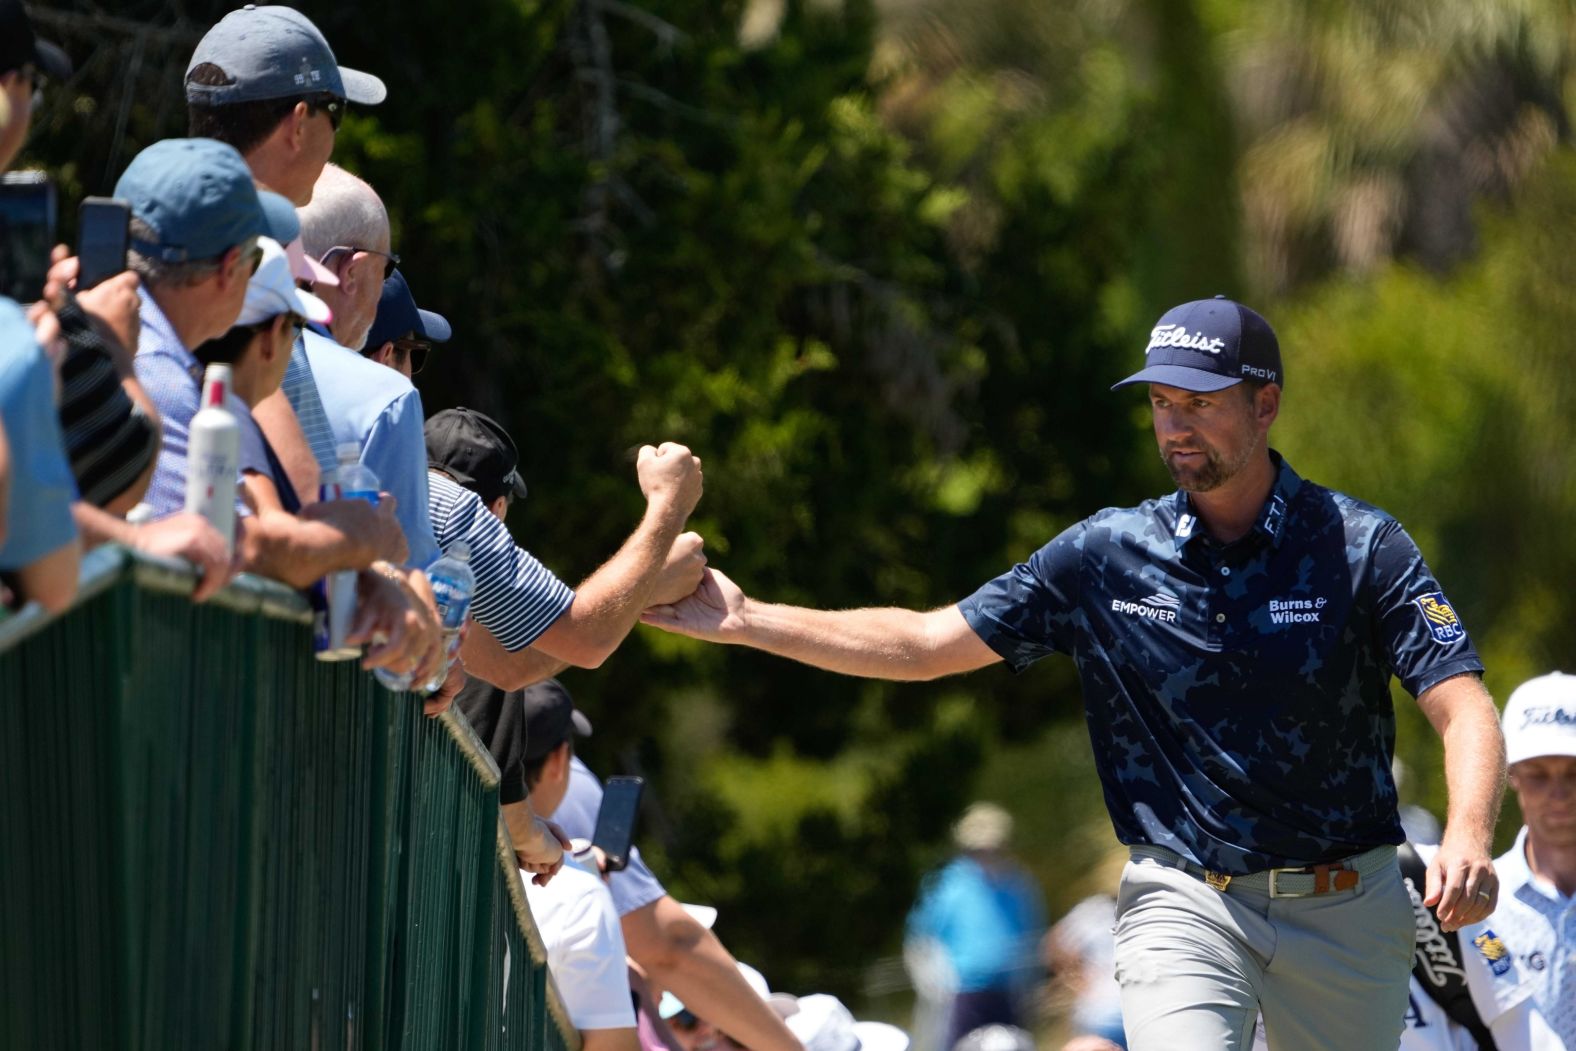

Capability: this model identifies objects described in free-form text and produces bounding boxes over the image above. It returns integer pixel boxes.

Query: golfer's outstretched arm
[641,567,1002,681]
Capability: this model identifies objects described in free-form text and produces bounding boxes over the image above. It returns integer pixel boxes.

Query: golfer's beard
[1161,440,1254,492]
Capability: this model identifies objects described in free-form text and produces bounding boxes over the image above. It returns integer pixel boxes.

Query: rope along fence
[0,546,580,1051]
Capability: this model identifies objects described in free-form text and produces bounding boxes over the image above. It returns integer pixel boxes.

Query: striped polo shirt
[426,470,574,651]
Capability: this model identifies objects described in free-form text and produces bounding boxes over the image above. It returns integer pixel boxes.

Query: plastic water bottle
[375,540,475,693]
[313,443,379,661]
[184,364,239,557]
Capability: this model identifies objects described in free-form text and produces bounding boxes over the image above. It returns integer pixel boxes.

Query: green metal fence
[0,546,581,1051]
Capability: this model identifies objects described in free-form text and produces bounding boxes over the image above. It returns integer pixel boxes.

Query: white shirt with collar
[1492,827,1575,1048]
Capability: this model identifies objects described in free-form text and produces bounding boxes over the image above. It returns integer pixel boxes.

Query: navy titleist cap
[363,269,452,352]
[186,5,386,107]
[115,138,298,263]
[1112,296,1283,392]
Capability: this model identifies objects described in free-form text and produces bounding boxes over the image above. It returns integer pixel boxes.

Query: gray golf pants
[1113,846,1415,1051]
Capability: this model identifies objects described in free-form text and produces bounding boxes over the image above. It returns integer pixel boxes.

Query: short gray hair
[297,163,388,259]
[127,217,231,288]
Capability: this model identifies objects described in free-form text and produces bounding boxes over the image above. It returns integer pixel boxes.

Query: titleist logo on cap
[1147,324,1223,355]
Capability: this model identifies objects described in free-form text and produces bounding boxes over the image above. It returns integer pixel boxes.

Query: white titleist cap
[1502,671,1576,765]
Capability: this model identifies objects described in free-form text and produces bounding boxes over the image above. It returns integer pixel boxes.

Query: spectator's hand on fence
[350,565,443,682]
[636,442,703,521]
[642,566,746,642]
[648,531,707,606]
[300,493,409,566]
[518,818,570,887]
[132,513,238,602]
[422,655,465,717]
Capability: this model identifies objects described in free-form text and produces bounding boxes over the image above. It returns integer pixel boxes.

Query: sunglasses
[670,1011,701,1033]
[307,93,345,130]
[393,337,432,376]
[320,244,400,280]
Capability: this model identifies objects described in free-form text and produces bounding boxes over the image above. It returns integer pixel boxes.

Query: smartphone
[592,775,644,873]
[0,172,56,303]
[76,197,131,291]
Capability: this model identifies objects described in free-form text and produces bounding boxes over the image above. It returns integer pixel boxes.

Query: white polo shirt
[525,860,638,1032]
[1492,826,1576,1048]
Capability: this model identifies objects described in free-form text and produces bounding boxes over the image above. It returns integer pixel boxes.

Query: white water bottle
[184,364,240,556]
[314,443,380,660]
[376,540,475,693]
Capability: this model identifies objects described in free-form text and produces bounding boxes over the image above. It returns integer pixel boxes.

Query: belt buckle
[1203,870,1232,892]
[1267,867,1312,899]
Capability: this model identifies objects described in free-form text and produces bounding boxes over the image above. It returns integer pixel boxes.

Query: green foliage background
[21,0,1574,1008]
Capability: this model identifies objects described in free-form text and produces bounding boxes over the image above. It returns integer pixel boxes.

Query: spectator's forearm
[237,512,376,589]
[459,624,569,691]
[74,501,136,548]
[623,898,803,1051]
[533,502,688,668]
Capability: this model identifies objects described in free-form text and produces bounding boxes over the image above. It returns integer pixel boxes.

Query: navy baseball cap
[115,138,297,263]
[426,407,529,505]
[520,679,592,762]
[363,269,452,351]
[1112,296,1283,392]
[185,5,386,107]
[0,0,71,80]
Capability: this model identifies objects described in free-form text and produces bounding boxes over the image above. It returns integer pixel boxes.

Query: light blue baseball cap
[185,5,386,107]
[115,138,298,263]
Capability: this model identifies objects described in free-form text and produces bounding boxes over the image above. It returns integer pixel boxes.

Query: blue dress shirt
[302,326,439,568]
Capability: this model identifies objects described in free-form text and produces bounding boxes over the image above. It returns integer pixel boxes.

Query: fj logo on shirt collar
[1175,513,1196,539]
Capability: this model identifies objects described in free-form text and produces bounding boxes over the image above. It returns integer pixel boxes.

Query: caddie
[1489,671,1576,1048]
[644,296,1508,1051]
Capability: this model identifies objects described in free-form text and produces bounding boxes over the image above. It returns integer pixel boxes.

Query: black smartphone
[0,171,56,303]
[76,197,131,291]
[592,775,644,873]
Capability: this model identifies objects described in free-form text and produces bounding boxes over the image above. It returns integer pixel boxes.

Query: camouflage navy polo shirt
[959,451,1483,875]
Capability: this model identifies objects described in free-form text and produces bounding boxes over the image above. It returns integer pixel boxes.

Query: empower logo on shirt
[1111,591,1180,622]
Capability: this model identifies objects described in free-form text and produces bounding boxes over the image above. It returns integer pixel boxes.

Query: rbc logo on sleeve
[1413,592,1464,644]
[1472,930,1513,977]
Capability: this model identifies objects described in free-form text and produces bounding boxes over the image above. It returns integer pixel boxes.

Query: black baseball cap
[521,679,593,762]
[425,407,529,505]
[0,0,72,81]
[1112,296,1283,392]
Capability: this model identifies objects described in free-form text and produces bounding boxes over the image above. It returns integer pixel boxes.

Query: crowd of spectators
[0,2,796,1047]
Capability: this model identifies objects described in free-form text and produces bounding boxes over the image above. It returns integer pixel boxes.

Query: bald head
[299,164,391,348]
[298,163,388,258]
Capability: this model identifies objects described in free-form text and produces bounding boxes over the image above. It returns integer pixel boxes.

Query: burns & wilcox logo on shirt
[1111,590,1180,623]
[1413,592,1464,644]
[1147,324,1224,356]
[1266,596,1325,625]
